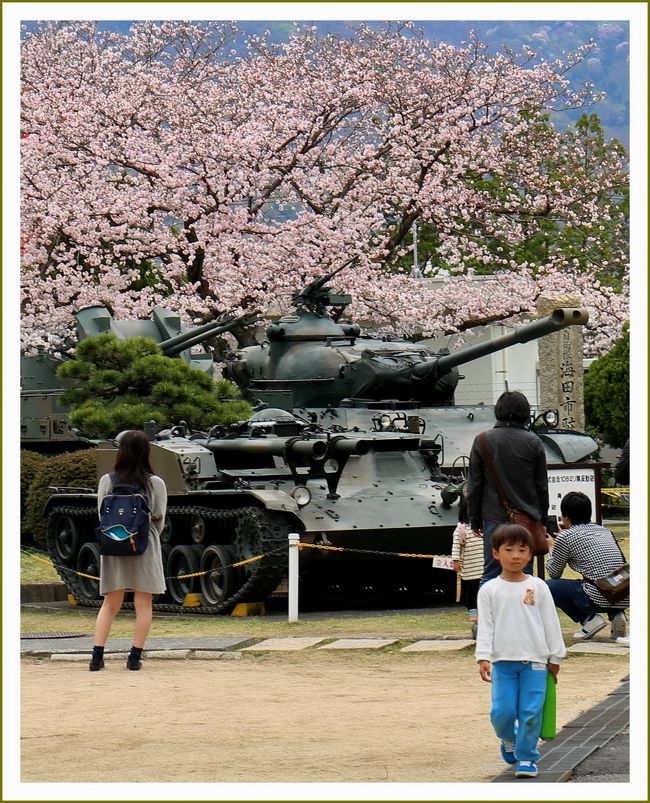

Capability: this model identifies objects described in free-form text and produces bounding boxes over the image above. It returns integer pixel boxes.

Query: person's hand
[478,660,492,682]
[548,662,560,682]
[452,560,461,574]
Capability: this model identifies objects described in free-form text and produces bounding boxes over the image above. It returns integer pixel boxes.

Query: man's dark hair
[491,523,534,552]
[560,491,592,525]
[494,391,531,425]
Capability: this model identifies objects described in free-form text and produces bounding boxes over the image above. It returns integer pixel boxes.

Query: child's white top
[475,575,566,665]
[451,523,484,580]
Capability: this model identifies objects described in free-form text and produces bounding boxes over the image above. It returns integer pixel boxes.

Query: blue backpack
[96,473,151,556]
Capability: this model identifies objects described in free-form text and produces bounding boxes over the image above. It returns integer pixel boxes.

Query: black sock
[130,646,143,659]
[92,645,105,658]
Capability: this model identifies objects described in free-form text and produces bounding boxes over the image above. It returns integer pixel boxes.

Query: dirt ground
[20,650,628,784]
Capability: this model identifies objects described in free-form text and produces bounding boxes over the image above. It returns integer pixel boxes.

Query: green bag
[540,672,556,740]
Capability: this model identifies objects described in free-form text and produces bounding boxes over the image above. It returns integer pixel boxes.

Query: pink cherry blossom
[20,22,628,358]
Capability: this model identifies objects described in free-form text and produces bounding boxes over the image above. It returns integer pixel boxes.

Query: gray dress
[97,474,167,595]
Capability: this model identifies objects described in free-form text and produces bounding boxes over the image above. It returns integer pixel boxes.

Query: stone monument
[536,295,587,432]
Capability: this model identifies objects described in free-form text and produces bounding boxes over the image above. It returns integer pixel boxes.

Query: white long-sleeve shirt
[475,575,566,665]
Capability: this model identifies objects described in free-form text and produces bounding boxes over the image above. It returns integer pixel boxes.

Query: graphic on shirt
[523,587,536,605]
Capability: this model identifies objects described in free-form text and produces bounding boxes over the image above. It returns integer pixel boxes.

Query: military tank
[42,278,598,611]
[224,275,598,469]
[43,411,448,610]
[21,307,256,453]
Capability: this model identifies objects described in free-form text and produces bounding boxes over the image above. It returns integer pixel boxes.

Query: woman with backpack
[90,430,167,672]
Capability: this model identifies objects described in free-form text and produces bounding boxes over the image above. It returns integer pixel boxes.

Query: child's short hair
[491,523,533,552]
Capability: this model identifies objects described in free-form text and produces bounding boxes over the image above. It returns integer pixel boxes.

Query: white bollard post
[288,532,300,623]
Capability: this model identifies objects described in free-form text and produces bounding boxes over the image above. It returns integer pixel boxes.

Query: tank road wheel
[75,542,101,602]
[199,545,237,606]
[190,515,207,544]
[165,544,203,604]
[50,513,80,564]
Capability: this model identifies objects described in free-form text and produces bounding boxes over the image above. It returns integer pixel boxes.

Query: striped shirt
[546,522,628,609]
[451,523,484,581]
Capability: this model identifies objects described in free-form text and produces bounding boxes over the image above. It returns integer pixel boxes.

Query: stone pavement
[20,630,630,783]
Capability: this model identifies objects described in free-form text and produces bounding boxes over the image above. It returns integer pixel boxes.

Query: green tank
[21,307,254,453]
[42,280,598,612]
[224,276,598,468]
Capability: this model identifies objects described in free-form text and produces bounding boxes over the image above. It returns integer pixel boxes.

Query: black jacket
[467,421,549,532]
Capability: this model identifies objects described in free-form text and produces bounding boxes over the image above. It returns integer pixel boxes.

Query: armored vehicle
[21,307,255,453]
[43,279,598,611]
[224,276,598,469]
[44,410,451,610]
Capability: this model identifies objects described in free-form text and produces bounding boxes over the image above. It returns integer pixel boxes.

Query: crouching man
[545,491,628,641]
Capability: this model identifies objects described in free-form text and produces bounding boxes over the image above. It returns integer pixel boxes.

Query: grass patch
[21,549,61,584]
[20,605,471,640]
[20,602,625,645]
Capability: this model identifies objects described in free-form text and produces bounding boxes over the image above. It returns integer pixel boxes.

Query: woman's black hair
[560,491,592,525]
[494,391,531,425]
[114,430,154,493]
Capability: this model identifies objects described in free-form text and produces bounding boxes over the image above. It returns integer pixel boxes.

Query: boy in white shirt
[476,523,566,779]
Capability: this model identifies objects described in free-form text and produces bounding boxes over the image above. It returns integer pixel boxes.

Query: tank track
[46,504,291,614]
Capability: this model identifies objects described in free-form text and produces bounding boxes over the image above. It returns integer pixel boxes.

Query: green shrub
[57,334,251,438]
[20,450,49,543]
[24,449,98,547]
[584,324,629,448]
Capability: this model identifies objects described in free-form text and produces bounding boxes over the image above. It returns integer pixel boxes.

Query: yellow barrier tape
[176,554,265,580]
[298,543,345,553]
[24,552,55,567]
[23,550,101,581]
[22,546,267,584]
[298,542,438,560]
[602,488,630,497]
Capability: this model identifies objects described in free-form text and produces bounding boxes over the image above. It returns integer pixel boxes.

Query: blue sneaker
[500,740,516,765]
[515,761,538,778]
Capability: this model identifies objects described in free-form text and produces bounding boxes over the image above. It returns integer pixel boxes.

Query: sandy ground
[20,650,628,784]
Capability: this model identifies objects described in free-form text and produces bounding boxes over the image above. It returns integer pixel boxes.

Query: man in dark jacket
[467,390,549,583]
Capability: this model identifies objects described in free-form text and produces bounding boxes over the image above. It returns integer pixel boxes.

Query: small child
[475,523,566,779]
[451,484,484,639]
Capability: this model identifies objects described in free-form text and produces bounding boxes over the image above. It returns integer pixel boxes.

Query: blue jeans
[546,578,617,624]
[491,661,548,762]
[480,520,533,585]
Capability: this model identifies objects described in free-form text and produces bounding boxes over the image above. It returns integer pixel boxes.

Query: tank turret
[224,278,598,469]
[224,287,588,408]
[21,308,256,452]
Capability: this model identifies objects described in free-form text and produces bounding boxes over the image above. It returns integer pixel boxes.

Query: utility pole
[411,221,422,278]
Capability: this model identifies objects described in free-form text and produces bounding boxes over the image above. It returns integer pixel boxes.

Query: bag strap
[479,432,513,515]
[582,531,627,587]
[107,472,151,509]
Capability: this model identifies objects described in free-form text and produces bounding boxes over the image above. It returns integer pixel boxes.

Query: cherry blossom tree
[20,21,629,358]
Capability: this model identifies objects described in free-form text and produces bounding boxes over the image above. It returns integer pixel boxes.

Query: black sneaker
[126,654,142,671]
[89,655,105,672]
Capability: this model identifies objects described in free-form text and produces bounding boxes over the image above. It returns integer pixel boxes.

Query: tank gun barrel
[415,308,589,377]
[327,437,370,456]
[208,436,328,462]
[160,313,258,356]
